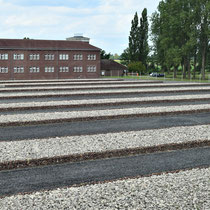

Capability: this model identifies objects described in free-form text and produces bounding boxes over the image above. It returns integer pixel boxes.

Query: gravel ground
[0,82,208,91]
[0,94,210,109]
[0,79,161,86]
[0,124,209,162]
[0,86,210,97]
[0,104,210,124]
[0,167,209,209]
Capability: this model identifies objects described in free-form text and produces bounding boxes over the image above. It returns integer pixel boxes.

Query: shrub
[127,61,146,74]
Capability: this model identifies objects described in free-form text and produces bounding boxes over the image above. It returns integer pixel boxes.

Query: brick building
[101,59,127,77]
[0,38,101,80]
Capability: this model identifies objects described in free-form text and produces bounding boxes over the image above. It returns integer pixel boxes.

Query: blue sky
[0,0,161,54]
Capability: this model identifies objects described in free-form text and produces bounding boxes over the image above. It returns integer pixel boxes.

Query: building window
[59,54,69,60]
[73,54,83,60]
[29,54,40,60]
[87,54,96,60]
[0,67,8,73]
[45,67,54,73]
[73,66,83,72]
[13,54,24,60]
[0,54,8,60]
[29,67,40,73]
[44,54,54,60]
[87,65,96,72]
[59,67,69,72]
[14,67,24,73]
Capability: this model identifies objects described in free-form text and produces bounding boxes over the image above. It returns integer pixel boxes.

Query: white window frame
[44,54,55,60]
[73,66,83,72]
[87,54,96,60]
[73,54,83,60]
[29,54,40,60]
[0,54,8,60]
[45,67,54,73]
[13,54,24,60]
[87,65,96,72]
[14,67,24,73]
[59,54,69,60]
[59,66,69,72]
[0,67,8,73]
[29,67,40,73]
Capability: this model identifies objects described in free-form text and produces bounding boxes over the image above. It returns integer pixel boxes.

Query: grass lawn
[103,73,210,83]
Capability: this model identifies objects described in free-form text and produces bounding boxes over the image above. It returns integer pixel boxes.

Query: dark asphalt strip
[1,140,209,171]
[0,109,210,127]
[0,146,209,197]
[0,112,210,142]
[1,99,210,114]
[0,91,209,104]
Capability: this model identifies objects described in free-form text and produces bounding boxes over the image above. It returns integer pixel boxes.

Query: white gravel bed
[0,104,210,124]
[0,125,209,163]
[0,94,210,109]
[0,82,206,91]
[0,86,210,97]
[0,167,209,209]
[0,80,161,87]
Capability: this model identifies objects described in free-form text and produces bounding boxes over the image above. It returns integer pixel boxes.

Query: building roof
[0,38,100,51]
[101,59,127,70]
[66,35,90,43]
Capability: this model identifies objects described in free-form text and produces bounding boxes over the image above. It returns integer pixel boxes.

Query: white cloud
[0,0,160,54]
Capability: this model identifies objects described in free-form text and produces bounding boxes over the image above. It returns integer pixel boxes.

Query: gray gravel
[0,86,210,97]
[0,124,209,163]
[0,82,208,91]
[0,94,210,109]
[0,167,209,209]
[0,104,210,124]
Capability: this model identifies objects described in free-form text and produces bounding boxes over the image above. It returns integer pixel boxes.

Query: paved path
[0,146,209,197]
[0,112,210,142]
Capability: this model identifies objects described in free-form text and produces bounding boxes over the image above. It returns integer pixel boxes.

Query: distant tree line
[119,0,209,79]
[151,0,210,79]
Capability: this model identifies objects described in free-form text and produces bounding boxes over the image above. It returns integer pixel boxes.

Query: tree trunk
[201,44,206,80]
[193,53,197,79]
[183,57,187,79]
[187,58,191,80]
[173,66,177,78]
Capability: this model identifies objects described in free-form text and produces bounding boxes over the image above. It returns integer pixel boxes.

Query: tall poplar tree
[128,12,139,61]
[139,8,149,67]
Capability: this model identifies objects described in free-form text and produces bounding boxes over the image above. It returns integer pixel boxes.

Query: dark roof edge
[0,47,100,51]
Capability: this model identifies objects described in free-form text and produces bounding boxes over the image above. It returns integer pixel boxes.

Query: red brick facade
[0,39,101,80]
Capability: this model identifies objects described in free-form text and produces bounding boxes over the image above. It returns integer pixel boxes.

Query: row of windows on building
[0,53,97,61]
[0,66,97,73]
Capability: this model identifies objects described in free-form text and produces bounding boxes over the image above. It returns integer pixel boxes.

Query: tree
[127,9,149,69]
[128,12,139,61]
[100,50,111,59]
[120,48,130,66]
[151,0,209,80]
[127,61,146,74]
[138,8,149,67]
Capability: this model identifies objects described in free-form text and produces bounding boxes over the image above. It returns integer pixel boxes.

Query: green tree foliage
[129,12,139,61]
[120,48,130,66]
[123,9,149,69]
[100,50,111,59]
[139,8,149,67]
[151,0,210,79]
[127,61,146,74]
